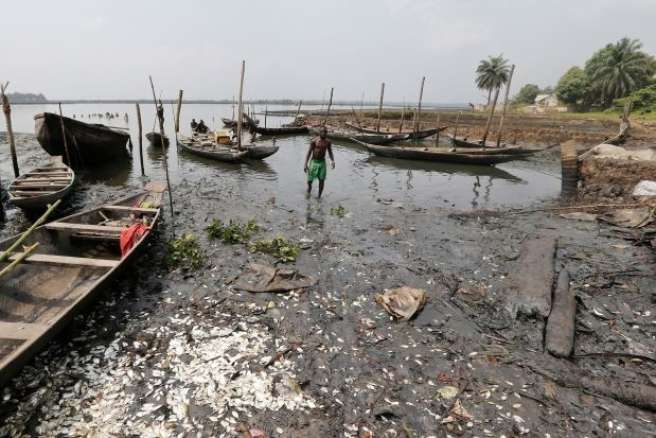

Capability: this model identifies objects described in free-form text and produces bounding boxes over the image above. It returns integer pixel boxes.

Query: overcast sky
[2,0,655,103]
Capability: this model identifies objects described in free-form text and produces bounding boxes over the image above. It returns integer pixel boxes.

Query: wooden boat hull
[244,144,279,159]
[177,138,247,163]
[448,134,506,149]
[0,189,162,387]
[252,125,308,135]
[356,140,525,165]
[146,131,170,147]
[308,127,410,145]
[8,161,75,211]
[34,113,131,167]
[345,122,445,140]
[222,117,259,128]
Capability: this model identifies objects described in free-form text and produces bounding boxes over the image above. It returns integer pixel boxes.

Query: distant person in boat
[197,120,208,134]
[304,126,335,198]
[191,119,198,133]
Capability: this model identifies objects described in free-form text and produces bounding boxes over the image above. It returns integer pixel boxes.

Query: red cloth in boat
[120,223,149,257]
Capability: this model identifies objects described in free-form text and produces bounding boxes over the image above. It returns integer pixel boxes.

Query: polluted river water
[11,104,653,438]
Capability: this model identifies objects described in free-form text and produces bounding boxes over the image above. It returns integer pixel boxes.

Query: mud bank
[0,134,655,437]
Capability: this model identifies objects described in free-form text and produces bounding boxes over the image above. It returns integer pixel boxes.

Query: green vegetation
[248,236,300,263]
[206,219,259,244]
[167,233,205,270]
[553,37,656,111]
[514,84,541,104]
[555,67,591,110]
[330,205,347,218]
[616,84,656,113]
[475,55,511,106]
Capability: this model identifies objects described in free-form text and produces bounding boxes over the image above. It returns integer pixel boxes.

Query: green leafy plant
[167,233,205,270]
[248,236,300,263]
[206,219,259,244]
[330,205,347,218]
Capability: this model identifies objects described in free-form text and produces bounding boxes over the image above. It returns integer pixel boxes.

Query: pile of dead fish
[0,296,316,437]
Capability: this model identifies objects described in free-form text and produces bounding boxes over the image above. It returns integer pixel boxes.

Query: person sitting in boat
[197,120,209,134]
[191,119,198,133]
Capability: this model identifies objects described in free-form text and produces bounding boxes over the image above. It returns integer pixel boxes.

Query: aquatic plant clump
[206,219,259,244]
[167,233,205,270]
[248,236,300,263]
[330,205,347,218]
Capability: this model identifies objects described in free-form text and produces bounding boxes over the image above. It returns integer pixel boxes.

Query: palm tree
[475,55,511,107]
[589,38,655,106]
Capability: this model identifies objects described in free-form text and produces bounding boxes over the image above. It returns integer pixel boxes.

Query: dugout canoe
[308,127,410,145]
[0,184,164,387]
[146,131,170,148]
[222,117,259,129]
[447,134,508,149]
[355,140,529,165]
[243,143,280,159]
[8,160,75,211]
[344,122,447,140]
[34,113,131,167]
[177,136,247,163]
[251,125,308,135]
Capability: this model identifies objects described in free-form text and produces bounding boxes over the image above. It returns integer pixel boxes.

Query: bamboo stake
[236,60,246,150]
[0,200,61,263]
[376,82,385,133]
[0,243,39,279]
[175,89,184,135]
[57,103,73,167]
[136,103,145,176]
[232,95,235,120]
[294,100,303,119]
[412,76,425,135]
[453,111,462,142]
[264,104,268,129]
[1,82,20,177]
[481,85,501,145]
[495,65,515,147]
[323,87,334,127]
[398,105,406,134]
[434,112,441,147]
[351,106,362,126]
[148,76,175,228]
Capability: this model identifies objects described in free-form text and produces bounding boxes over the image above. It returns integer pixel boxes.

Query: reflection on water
[1,103,561,212]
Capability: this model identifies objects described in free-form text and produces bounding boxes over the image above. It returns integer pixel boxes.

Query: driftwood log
[545,269,575,357]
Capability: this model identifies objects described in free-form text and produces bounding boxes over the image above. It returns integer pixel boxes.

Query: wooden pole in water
[453,110,462,141]
[376,82,385,133]
[57,103,72,167]
[175,89,184,136]
[323,87,334,127]
[148,76,175,227]
[236,60,245,150]
[135,103,145,176]
[294,100,303,119]
[481,85,501,145]
[264,103,268,129]
[398,104,406,134]
[413,76,425,135]
[1,82,20,177]
[232,95,235,120]
[495,64,515,147]
[434,112,441,147]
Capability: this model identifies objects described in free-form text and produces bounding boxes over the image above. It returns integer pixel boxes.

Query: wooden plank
[10,190,57,197]
[7,253,119,268]
[545,270,575,357]
[15,177,71,182]
[0,321,49,340]
[25,173,71,177]
[103,205,158,213]
[11,183,67,189]
[509,235,556,318]
[44,222,124,233]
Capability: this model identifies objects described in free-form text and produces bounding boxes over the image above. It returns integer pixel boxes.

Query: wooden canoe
[344,122,447,140]
[177,136,247,163]
[308,127,410,145]
[243,143,280,160]
[251,125,308,135]
[0,186,163,387]
[222,117,259,128]
[146,131,170,148]
[34,113,131,167]
[447,134,509,149]
[8,160,75,211]
[355,140,528,165]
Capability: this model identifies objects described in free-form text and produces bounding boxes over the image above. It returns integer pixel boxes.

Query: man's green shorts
[307,159,327,182]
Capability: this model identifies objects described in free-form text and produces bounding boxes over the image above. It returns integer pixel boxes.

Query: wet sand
[0,116,655,436]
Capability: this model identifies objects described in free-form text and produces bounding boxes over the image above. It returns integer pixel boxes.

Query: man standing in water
[304,127,335,198]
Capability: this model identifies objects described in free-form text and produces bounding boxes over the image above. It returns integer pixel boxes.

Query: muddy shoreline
[1,130,655,437]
